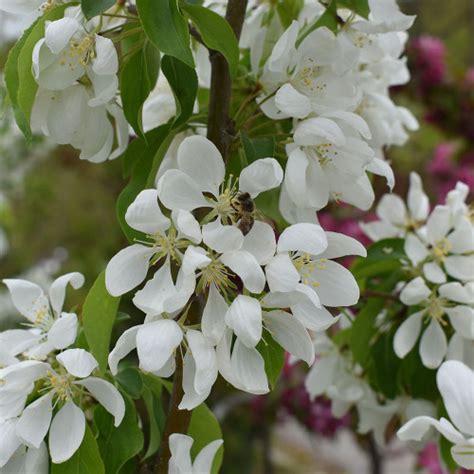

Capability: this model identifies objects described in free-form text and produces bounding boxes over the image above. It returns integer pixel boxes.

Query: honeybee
[232,192,255,235]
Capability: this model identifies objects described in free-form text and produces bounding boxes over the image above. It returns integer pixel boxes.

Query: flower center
[46,370,74,401]
[426,296,447,324]
[70,34,96,67]
[197,258,236,296]
[213,175,240,224]
[293,254,326,288]
[315,143,336,167]
[432,238,451,262]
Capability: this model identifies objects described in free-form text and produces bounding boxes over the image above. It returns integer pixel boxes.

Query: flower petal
[226,295,262,348]
[241,221,276,265]
[57,349,98,378]
[423,261,446,284]
[49,272,84,315]
[16,394,53,449]
[202,219,244,253]
[76,377,125,427]
[108,326,139,375]
[136,319,183,372]
[445,306,474,339]
[274,83,311,118]
[277,223,328,255]
[168,434,193,473]
[318,231,367,259]
[393,310,423,359]
[239,158,283,198]
[125,189,170,235]
[92,35,118,75]
[47,313,78,350]
[105,244,154,296]
[49,402,85,464]
[420,319,447,369]
[2,279,49,323]
[173,210,201,244]
[265,254,300,293]
[305,354,338,398]
[192,439,224,474]
[220,250,266,294]
[264,310,314,365]
[177,136,225,196]
[201,284,228,346]
[400,277,431,306]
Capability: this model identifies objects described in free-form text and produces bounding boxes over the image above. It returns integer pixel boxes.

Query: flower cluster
[362,175,474,369]
[252,0,417,217]
[0,275,125,469]
[105,135,365,408]
[28,5,127,162]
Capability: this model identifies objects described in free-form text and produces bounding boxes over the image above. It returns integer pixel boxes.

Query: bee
[232,192,255,235]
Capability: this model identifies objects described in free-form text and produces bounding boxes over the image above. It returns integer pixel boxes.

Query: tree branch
[207,0,249,159]
[154,350,191,474]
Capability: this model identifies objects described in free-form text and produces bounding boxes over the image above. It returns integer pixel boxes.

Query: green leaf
[161,55,198,129]
[182,4,239,77]
[188,404,223,474]
[95,395,144,474]
[82,271,121,371]
[81,0,116,18]
[115,368,144,399]
[6,3,71,140]
[136,0,194,68]
[277,0,304,28]
[337,0,370,18]
[257,330,285,389]
[397,349,437,400]
[51,424,105,474]
[120,42,160,139]
[116,125,171,242]
[297,0,338,46]
[141,374,166,460]
[240,132,275,164]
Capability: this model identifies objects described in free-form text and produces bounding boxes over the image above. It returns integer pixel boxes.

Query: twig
[207,0,249,160]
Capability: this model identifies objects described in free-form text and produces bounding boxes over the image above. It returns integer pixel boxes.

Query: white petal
[202,220,244,253]
[277,223,328,255]
[108,326,139,375]
[404,234,429,265]
[24,442,49,474]
[220,250,266,294]
[451,444,474,470]
[305,354,338,398]
[264,310,314,364]
[294,117,345,147]
[105,244,154,296]
[445,306,474,339]
[426,204,451,243]
[136,320,183,372]
[241,221,276,265]
[49,272,84,315]
[239,158,283,198]
[407,172,429,221]
[157,169,209,212]
[420,319,447,369]
[437,360,474,436]
[398,416,466,445]
[186,330,218,394]
[265,254,300,293]
[400,277,431,306]
[201,285,228,345]
[312,260,360,307]
[231,339,269,394]
[291,302,338,331]
[76,377,125,427]
[423,261,447,284]
[92,35,118,75]
[266,20,298,73]
[226,295,262,348]
[440,282,474,304]
[181,246,211,275]
[376,194,406,225]
[125,189,170,235]
[2,279,49,323]
[49,402,85,464]
[393,311,423,358]
[16,394,53,449]
[192,439,224,474]
[169,434,193,473]
[318,231,367,259]
[0,419,21,469]
[448,217,474,254]
[274,83,311,118]
[47,313,78,349]
[57,349,98,378]
[173,210,201,244]
[445,255,474,282]
[179,352,210,411]
[177,136,225,196]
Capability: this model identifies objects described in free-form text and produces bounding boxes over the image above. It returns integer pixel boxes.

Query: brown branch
[154,349,191,474]
[207,0,249,159]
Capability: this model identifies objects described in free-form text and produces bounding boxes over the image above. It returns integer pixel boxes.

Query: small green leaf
[81,0,116,19]
[277,0,304,28]
[136,0,194,68]
[161,55,198,129]
[82,272,121,371]
[188,404,223,474]
[6,3,71,140]
[51,424,105,474]
[116,368,143,399]
[257,331,285,389]
[241,132,275,163]
[95,395,144,474]
[182,4,240,77]
[297,0,338,46]
[120,42,160,139]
